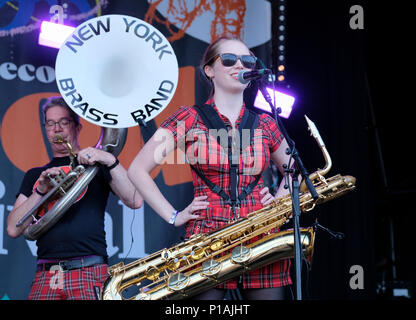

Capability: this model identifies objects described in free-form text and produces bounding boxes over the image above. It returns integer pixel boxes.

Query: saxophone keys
[303,203,316,212]
[108,262,124,275]
[145,266,160,281]
[210,239,224,251]
[190,246,205,260]
[201,259,221,277]
[167,258,181,271]
[231,245,252,264]
[167,272,189,291]
[230,231,243,240]
[161,249,171,260]
[316,172,328,185]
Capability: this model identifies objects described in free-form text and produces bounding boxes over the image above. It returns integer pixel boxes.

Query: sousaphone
[17,14,179,240]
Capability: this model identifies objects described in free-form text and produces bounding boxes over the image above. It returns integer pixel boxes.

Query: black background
[270,0,415,299]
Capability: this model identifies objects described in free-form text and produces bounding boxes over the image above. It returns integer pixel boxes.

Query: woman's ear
[204,64,214,79]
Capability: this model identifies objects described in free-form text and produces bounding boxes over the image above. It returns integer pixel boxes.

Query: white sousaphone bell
[55,14,179,128]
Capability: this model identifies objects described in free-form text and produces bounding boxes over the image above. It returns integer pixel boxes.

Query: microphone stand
[257,76,319,300]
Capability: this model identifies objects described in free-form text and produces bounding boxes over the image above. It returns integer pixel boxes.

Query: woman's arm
[127,128,207,226]
[271,138,301,198]
[77,147,143,209]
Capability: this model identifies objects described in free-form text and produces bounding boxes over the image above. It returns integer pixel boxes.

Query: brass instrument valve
[46,166,86,197]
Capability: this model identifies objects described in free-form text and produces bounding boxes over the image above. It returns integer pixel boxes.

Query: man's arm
[77,147,143,209]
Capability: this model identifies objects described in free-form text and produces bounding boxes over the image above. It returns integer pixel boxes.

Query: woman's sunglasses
[209,53,257,70]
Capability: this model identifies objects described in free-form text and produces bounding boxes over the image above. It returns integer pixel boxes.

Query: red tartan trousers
[28,264,108,300]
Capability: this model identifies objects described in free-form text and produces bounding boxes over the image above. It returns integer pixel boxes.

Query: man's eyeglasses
[209,53,257,70]
[44,118,73,130]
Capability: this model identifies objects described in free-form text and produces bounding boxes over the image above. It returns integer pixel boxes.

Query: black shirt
[18,157,111,259]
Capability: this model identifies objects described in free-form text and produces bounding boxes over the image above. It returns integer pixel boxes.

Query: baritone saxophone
[102,115,356,300]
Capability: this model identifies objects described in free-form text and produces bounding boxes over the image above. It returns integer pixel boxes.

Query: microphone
[237,69,271,84]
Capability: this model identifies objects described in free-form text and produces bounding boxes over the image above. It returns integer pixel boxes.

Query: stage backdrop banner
[0,0,272,299]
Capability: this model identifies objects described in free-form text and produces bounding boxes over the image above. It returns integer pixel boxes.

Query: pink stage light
[253,87,295,119]
[38,21,75,49]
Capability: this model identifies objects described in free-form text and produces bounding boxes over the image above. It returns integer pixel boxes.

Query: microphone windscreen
[237,70,250,84]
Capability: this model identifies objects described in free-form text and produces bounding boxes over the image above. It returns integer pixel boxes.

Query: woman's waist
[193,182,264,201]
[197,204,261,217]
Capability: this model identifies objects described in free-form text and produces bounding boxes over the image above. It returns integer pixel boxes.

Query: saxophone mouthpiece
[304,115,325,148]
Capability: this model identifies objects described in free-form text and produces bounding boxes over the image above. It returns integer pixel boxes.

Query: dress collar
[205,98,246,129]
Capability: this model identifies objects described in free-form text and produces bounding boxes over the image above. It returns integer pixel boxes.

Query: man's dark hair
[42,96,80,126]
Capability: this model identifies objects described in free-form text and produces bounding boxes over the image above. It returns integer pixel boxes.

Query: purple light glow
[38,21,75,49]
[253,87,295,119]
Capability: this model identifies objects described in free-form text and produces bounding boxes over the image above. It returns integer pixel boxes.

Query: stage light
[275,0,287,83]
[38,20,75,49]
[253,87,295,119]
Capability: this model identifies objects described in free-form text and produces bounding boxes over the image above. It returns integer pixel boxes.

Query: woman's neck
[213,91,244,126]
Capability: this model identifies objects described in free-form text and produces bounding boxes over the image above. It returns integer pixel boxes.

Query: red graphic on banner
[1,66,196,186]
[145,0,246,42]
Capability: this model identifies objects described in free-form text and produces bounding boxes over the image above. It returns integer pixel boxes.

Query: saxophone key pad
[231,245,252,264]
[167,273,189,291]
[201,259,221,277]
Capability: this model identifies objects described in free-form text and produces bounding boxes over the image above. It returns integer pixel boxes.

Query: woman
[128,36,294,300]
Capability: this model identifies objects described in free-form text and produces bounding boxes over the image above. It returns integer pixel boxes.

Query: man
[7,96,143,300]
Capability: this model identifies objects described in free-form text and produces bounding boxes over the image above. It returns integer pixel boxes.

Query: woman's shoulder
[253,111,277,128]
[257,111,275,122]
[253,111,282,138]
[160,105,199,129]
[169,105,198,118]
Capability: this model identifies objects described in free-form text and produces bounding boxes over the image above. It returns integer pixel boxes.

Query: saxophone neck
[300,115,332,192]
[307,145,332,181]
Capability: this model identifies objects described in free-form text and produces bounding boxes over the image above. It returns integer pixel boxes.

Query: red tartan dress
[160,103,292,289]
